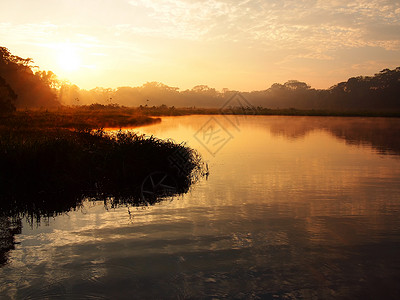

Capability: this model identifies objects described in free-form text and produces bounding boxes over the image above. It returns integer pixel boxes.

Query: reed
[0,128,203,221]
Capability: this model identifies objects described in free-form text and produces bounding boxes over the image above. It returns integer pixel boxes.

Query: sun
[57,43,81,72]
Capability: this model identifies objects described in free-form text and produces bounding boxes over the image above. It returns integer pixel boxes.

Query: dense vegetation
[0,129,203,217]
[0,46,59,110]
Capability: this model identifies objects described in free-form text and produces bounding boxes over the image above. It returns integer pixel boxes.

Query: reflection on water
[0,217,21,266]
[265,116,400,156]
[1,116,400,299]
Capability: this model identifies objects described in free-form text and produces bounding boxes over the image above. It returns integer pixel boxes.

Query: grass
[133,105,400,118]
[0,128,203,217]
[0,107,161,131]
[0,108,204,222]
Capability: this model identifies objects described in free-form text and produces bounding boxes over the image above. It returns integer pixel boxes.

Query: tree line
[1,46,399,112]
[59,68,400,111]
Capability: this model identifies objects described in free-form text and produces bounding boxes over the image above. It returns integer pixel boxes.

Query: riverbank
[3,106,399,132]
[139,106,400,118]
[0,108,161,130]
[0,107,205,221]
[0,128,203,216]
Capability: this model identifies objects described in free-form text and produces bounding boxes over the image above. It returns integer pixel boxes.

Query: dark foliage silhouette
[0,75,16,114]
[0,129,203,222]
[326,67,400,110]
[58,67,400,112]
[0,46,60,109]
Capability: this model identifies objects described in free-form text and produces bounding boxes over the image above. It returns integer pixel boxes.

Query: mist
[58,68,400,112]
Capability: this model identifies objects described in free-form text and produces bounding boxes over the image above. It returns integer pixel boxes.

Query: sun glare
[57,43,81,72]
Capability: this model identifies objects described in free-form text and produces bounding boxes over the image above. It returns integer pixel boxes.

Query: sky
[1,0,400,91]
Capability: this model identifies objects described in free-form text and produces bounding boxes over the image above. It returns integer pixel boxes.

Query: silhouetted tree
[35,70,60,89]
[327,67,400,110]
[0,75,16,114]
[0,46,60,109]
[284,80,311,90]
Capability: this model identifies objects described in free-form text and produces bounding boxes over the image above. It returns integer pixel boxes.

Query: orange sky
[1,0,400,91]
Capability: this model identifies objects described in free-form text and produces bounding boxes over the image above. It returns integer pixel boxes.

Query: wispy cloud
[3,1,400,56]
[124,0,400,56]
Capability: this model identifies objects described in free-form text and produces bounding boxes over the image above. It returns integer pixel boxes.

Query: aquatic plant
[0,128,204,221]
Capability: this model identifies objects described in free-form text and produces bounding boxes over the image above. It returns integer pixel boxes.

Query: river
[1,115,400,299]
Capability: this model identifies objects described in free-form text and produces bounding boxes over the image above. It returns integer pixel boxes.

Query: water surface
[1,115,400,299]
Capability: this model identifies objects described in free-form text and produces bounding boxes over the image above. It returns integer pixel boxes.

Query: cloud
[124,0,400,56]
[125,0,234,40]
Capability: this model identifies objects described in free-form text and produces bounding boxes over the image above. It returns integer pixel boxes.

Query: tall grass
[0,128,204,221]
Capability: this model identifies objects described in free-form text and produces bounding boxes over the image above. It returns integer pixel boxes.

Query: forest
[1,46,400,113]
